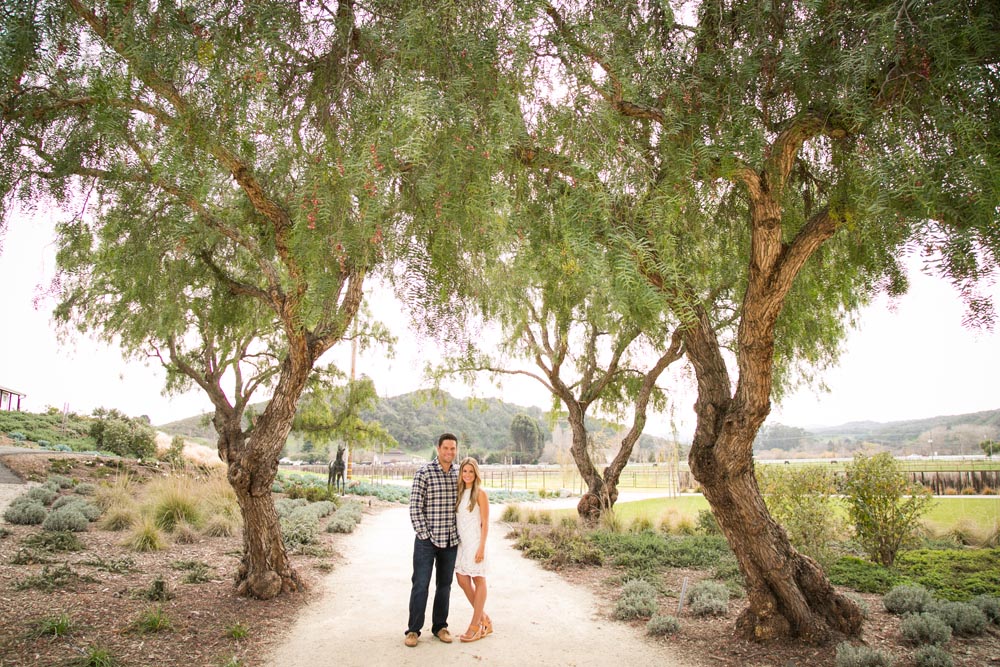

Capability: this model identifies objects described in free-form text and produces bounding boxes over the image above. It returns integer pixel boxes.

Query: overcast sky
[2,210,998,437]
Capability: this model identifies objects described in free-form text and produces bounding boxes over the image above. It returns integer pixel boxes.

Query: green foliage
[131,606,172,634]
[68,646,122,667]
[48,474,75,489]
[884,585,936,615]
[29,613,75,638]
[835,642,896,667]
[756,463,845,567]
[695,510,721,535]
[842,453,933,566]
[280,506,321,551]
[293,377,397,454]
[0,411,95,450]
[901,612,952,646]
[225,622,250,640]
[925,600,988,636]
[981,440,999,457]
[14,564,95,592]
[4,500,47,525]
[686,580,730,617]
[971,595,1000,624]
[501,505,521,523]
[509,413,544,464]
[126,517,167,552]
[894,549,1000,600]
[614,579,659,620]
[42,505,89,532]
[588,532,732,577]
[161,436,187,467]
[912,646,953,667]
[51,495,102,521]
[89,409,156,459]
[22,486,58,506]
[80,556,136,574]
[172,560,214,584]
[75,483,97,495]
[136,577,173,602]
[22,530,84,552]
[645,613,680,637]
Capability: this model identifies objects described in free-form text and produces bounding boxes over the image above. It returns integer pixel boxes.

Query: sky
[2,209,999,438]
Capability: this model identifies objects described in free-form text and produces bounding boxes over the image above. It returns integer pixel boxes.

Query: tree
[292,374,397,458]
[509,413,542,463]
[842,453,932,567]
[1,1,518,598]
[980,440,999,457]
[492,0,999,643]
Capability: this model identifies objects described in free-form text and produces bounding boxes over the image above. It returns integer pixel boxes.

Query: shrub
[172,520,199,544]
[894,548,1000,600]
[695,510,720,535]
[884,585,935,615]
[51,496,102,521]
[14,564,95,592]
[834,642,895,667]
[686,579,729,616]
[912,645,953,667]
[629,516,655,533]
[4,500,47,525]
[8,431,26,441]
[42,506,90,532]
[756,463,845,567]
[841,453,932,567]
[202,514,240,537]
[146,477,202,531]
[22,530,84,552]
[75,483,97,495]
[100,504,138,531]
[614,579,659,620]
[501,505,521,522]
[970,595,1000,624]
[925,600,987,636]
[646,613,680,636]
[136,576,172,602]
[80,556,136,573]
[281,509,320,550]
[326,514,357,533]
[125,516,167,552]
[48,474,75,489]
[901,612,952,645]
[23,486,58,506]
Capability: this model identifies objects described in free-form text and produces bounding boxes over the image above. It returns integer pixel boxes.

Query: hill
[158,390,672,462]
[756,408,1000,457]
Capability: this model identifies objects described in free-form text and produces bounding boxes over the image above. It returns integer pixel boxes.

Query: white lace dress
[455,488,489,577]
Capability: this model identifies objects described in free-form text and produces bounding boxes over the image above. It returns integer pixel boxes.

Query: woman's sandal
[482,616,494,636]
[459,625,486,643]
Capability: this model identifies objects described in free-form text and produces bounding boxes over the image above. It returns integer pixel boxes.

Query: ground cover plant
[504,501,1000,667]
[0,451,385,666]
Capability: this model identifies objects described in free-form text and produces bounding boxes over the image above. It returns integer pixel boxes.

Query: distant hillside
[756,408,1000,457]
[159,390,671,460]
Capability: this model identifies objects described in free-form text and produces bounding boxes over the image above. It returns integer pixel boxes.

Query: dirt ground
[1,450,998,667]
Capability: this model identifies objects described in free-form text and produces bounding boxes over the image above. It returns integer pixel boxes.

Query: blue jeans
[406,537,458,636]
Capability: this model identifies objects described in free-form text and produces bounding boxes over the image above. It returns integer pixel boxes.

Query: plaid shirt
[409,457,459,547]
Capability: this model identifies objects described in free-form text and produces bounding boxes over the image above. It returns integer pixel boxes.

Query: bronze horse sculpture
[328,446,347,495]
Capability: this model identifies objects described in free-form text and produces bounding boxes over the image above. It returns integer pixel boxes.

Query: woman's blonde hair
[455,457,483,512]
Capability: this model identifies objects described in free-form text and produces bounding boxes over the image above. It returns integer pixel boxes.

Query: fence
[281,461,999,495]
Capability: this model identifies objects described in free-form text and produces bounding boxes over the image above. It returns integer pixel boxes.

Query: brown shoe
[435,628,453,643]
[404,632,418,647]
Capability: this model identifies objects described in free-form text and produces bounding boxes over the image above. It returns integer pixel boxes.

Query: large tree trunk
[684,295,862,642]
[565,402,615,522]
[216,351,314,599]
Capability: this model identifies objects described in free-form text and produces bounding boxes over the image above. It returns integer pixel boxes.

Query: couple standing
[404,433,493,647]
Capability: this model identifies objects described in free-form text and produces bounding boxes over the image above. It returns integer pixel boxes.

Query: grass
[28,613,75,638]
[225,622,250,639]
[131,606,172,634]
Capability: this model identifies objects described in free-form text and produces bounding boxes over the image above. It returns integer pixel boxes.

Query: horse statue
[328,446,347,495]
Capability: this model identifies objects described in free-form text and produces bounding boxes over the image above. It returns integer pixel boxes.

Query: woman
[454,457,493,642]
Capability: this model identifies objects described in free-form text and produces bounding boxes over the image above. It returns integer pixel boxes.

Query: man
[404,433,460,647]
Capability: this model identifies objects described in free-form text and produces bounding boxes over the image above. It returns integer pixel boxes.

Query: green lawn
[537,494,1000,533]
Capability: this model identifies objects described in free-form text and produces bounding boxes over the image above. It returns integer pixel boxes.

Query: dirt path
[267,505,695,667]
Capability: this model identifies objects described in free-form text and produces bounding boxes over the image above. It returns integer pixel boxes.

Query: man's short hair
[438,433,458,447]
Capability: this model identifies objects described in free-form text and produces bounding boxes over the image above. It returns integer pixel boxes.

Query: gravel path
[266,504,695,667]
